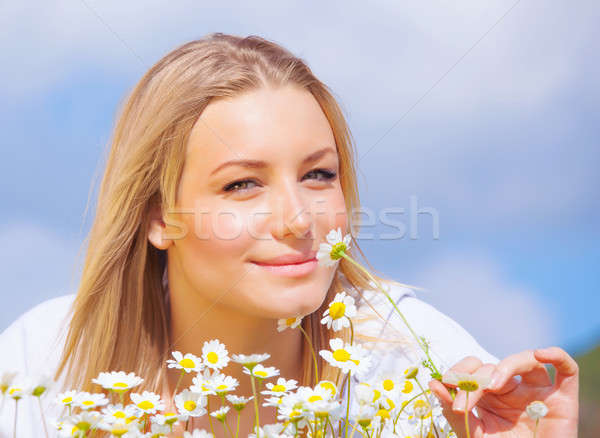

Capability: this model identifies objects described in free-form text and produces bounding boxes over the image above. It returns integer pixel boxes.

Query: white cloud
[410,249,558,359]
[0,222,82,332]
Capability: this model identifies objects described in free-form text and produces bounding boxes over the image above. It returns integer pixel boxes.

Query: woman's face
[164,84,348,319]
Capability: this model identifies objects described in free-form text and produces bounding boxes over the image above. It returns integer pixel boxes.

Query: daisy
[7,385,23,400]
[376,374,401,398]
[316,227,352,267]
[202,340,230,370]
[184,430,215,438]
[413,399,432,419]
[64,411,102,434]
[56,390,77,407]
[92,371,144,393]
[442,370,491,392]
[175,389,207,417]
[152,411,185,426]
[98,418,139,436]
[226,394,253,411]
[355,382,382,407]
[27,374,53,397]
[262,395,285,409]
[73,391,109,410]
[0,371,17,394]
[209,406,230,422]
[210,373,239,395]
[101,403,140,423]
[261,377,298,396]
[277,316,303,332]
[526,400,549,420]
[355,404,376,430]
[318,338,372,376]
[166,351,204,373]
[248,423,293,438]
[130,390,165,415]
[321,291,357,331]
[231,353,270,370]
[315,380,337,398]
[190,369,217,396]
[242,364,280,380]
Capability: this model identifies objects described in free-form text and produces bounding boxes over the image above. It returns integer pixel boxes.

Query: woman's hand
[428,347,579,438]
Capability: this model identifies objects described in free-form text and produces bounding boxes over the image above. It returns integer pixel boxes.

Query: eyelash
[223,169,337,193]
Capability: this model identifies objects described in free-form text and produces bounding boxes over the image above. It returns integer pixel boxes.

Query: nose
[270,180,314,241]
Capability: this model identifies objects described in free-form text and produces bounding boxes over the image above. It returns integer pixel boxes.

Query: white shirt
[0,280,498,437]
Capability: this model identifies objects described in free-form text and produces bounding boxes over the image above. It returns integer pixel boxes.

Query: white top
[0,279,498,437]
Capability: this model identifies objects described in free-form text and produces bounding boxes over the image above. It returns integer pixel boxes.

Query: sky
[1,0,598,360]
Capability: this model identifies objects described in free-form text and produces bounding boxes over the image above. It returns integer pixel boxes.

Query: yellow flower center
[206,352,219,364]
[82,400,95,406]
[290,410,301,418]
[113,382,128,388]
[286,317,296,326]
[382,379,394,391]
[385,398,395,410]
[179,358,196,369]
[308,395,323,402]
[255,370,267,377]
[333,349,350,362]
[402,380,414,393]
[217,384,228,390]
[372,389,381,402]
[329,302,346,320]
[375,409,390,420]
[62,396,73,404]
[272,384,286,392]
[184,400,197,411]
[330,242,347,260]
[404,367,418,379]
[319,381,337,396]
[137,400,154,410]
[457,380,479,392]
[113,411,126,419]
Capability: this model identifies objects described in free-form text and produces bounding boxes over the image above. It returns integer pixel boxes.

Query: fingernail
[489,370,502,390]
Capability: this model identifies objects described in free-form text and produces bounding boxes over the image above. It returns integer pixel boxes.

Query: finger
[429,380,483,438]
[488,350,552,392]
[534,346,579,389]
[452,364,495,413]
[442,356,483,388]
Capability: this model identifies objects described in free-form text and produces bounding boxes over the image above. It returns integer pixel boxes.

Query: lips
[251,250,317,266]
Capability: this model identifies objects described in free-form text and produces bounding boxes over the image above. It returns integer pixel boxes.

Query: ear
[147,202,172,250]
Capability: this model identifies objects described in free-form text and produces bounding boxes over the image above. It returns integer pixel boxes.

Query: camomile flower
[175,389,207,417]
[7,385,23,400]
[413,399,432,419]
[296,386,333,407]
[209,406,230,422]
[315,380,338,398]
[92,371,144,393]
[201,340,230,370]
[226,394,253,411]
[98,418,139,437]
[167,351,204,373]
[231,353,271,370]
[153,412,186,426]
[354,404,376,430]
[442,370,491,392]
[248,423,293,438]
[321,291,357,331]
[261,377,298,396]
[56,390,78,407]
[190,369,217,396]
[101,403,140,423]
[277,316,303,332]
[210,373,239,395]
[376,374,401,398]
[0,371,17,394]
[27,374,53,397]
[242,364,280,380]
[262,395,284,409]
[319,338,372,376]
[184,430,215,438]
[150,421,171,435]
[526,400,549,420]
[73,391,109,410]
[355,382,381,406]
[64,411,102,434]
[316,227,351,267]
[130,391,165,415]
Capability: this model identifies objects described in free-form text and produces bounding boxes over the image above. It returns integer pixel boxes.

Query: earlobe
[148,218,172,250]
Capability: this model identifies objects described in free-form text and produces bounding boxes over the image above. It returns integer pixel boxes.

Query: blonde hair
[55,32,421,402]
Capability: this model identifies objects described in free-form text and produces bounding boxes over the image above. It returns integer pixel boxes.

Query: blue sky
[1,0,598,360]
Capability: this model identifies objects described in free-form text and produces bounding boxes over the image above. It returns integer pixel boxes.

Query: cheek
[316,191,349,236]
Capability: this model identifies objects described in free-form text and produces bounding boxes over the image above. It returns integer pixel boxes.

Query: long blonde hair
[55,32,420,399]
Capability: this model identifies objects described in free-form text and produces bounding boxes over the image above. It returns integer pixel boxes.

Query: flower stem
[299,324,320,385]
[12,400,18,438]
[344,372,352,438]
[236,411,240,438]
[207,396,216,437]
[173,370,184,397]
[250,375,261,438]
[224,418,235,438]
[533,418,539,438]
[37,397,49,438]
[339,253,440,376]
[464,391,471,438]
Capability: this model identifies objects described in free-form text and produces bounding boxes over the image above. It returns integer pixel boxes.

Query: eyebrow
[209,146,337,176]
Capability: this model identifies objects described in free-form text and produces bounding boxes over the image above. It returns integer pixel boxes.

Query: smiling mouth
[250,258,318,277]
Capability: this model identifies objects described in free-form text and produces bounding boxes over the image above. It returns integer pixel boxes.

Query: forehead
[184,85,337,172]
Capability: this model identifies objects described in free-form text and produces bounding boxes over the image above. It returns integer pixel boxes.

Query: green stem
[393,388,431,429]
[207,396,215,437]
[533,418,539,438]
[344,372,352,438]
[299,324,320,385]
[236,410,240,438]
[224,418,235,438]
[464,391,471,438]
[13,400,18,438]
[339,253,440,377]
[250,375,261,438]
[173,370,184,397]
[37,397,49,438]
[349,318,355,345]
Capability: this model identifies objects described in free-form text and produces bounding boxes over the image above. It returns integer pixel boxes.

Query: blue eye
[223,169,337,193]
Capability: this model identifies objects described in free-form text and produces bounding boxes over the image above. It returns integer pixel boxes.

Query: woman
[0,33,578,437]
